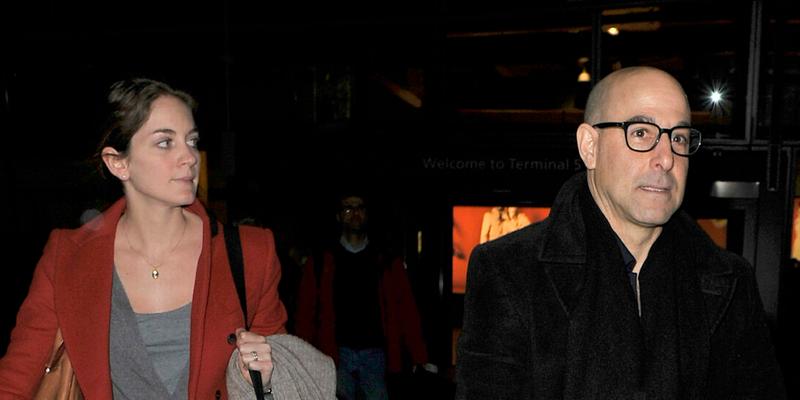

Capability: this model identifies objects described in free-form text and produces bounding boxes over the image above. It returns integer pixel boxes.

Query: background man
[295,192,430,400]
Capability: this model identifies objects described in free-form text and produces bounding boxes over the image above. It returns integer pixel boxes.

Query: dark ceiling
[4,0,798,226]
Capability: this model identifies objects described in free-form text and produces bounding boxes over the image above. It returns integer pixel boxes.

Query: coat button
[215,389,221,399]
[227,333,236,345]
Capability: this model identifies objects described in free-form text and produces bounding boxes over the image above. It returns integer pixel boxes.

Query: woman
[0,78,286,398]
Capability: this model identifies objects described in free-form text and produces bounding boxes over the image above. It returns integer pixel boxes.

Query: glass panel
[443,11,593,133]
[758,2,800,141]
[791,153,800,261]
[697,218,728,249]
[601,4,752,141]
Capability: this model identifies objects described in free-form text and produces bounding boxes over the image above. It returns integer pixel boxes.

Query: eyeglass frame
[591,121,702,156]
[341,204,366,215]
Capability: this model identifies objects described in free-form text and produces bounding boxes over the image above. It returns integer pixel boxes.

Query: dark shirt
[332,244,385,349]
[613,235,639,313]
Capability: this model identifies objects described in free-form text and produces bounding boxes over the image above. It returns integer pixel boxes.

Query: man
[455,67,785,399]
[295,192,430,400]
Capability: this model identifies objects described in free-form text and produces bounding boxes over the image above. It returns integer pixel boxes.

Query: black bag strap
[222,223,265,400]
[224,224,248,327]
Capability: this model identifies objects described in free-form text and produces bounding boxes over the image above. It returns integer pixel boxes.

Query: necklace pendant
[152,268,159,279]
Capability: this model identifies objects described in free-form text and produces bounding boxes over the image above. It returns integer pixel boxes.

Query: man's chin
[636,212,675,228]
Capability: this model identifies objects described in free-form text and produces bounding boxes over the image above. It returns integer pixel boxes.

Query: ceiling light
[578,67,591,82]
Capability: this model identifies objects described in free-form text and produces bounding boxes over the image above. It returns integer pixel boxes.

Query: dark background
[3,0,800,396]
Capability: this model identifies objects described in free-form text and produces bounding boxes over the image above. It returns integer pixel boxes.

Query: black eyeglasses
[342,204,366,215]
[592,121,702,156]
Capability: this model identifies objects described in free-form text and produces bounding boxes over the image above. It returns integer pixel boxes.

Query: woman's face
[120,95,200,207]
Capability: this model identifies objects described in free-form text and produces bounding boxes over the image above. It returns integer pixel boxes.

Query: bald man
[455,67,785,399]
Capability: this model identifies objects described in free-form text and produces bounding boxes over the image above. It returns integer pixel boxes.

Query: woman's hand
[235,328,273,388]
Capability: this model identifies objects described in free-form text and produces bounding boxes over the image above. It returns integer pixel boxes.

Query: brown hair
[95,78,196,176]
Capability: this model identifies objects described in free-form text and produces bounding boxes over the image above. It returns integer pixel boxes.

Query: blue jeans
[336,347,388,400]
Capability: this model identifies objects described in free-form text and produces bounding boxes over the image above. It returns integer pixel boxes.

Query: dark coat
[456,172,785,400]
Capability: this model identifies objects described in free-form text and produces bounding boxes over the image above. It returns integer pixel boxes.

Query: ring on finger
[250,350,259,362]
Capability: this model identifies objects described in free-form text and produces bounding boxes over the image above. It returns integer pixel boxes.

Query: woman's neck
[121,203,188,252]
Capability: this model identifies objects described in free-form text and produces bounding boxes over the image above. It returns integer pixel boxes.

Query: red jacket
[294,247,427,373]
[0,198,286,399]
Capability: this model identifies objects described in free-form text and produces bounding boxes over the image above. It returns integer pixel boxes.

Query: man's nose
[651,132,675,170]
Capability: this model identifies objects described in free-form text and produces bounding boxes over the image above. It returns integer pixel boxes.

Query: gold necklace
[123,215,187,279]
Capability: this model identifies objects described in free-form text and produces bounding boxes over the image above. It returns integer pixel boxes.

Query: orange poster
[792,198,800,261]
[452,206,550,294]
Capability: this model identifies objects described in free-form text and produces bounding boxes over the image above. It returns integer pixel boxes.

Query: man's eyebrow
[625,115,691,127]
[625,115,656,124]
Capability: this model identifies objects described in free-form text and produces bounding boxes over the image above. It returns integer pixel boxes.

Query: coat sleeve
[707,255,786,399]
[390,257,428,365]
[0,230,64,398]
[455,244,529,400]
[241,227,287,336]
[293,255,318,344]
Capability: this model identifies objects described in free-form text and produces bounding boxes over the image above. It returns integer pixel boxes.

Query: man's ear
[576,123,598,170]
[101,146,129,181]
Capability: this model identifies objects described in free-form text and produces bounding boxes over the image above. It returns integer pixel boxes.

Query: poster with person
[452,206,550,294]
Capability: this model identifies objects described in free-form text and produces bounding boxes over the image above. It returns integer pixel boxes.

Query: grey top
[110,269,191,399]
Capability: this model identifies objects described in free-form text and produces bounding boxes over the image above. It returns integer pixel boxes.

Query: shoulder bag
[34,329,83,400]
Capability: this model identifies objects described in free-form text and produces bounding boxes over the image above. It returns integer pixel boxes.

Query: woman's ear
[101,147,129,181]
[576,123,598,170]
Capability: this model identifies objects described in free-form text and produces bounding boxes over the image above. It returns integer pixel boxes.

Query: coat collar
[56,198,213,398]
[538,172,591,265]
[537,172,738,334]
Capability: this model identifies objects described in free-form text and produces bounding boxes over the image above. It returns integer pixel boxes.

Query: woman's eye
[187,137,200,148]
[157,139,172,149]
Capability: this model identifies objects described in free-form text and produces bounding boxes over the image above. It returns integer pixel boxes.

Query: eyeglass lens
[626,122,700,155]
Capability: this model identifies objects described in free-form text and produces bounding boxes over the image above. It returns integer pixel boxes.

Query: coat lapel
[56,199,125,399]
[186,202,213,399]
[699,267,738,333]
[53,200,222,399]
[672,212,738,336]
[540,173,590,317]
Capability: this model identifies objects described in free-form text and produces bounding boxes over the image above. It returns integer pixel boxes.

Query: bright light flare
[701,80,731,117]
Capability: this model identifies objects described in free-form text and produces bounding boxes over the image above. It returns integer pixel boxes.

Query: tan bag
[34,329,83,400]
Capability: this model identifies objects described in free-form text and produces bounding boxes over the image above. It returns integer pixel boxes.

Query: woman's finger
[235,328,274,385]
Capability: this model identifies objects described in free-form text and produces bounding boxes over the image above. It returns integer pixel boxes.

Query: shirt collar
[613,234,637,273]
[340,235,369,253]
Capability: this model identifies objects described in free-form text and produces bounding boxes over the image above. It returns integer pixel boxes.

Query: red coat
[0,199,286,399]
[294,247,427,373]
